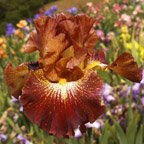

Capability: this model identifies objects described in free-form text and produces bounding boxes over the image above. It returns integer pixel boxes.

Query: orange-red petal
[4,63,29,98]
[29,15,70,82]
[108,52,142,82]
[25,30,39,53]
[20,69,105,137]
[59,14,97,69]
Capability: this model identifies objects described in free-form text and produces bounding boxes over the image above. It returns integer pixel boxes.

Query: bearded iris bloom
[4,14,142,137]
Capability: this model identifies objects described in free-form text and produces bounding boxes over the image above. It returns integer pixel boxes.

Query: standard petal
[25,30,39,53]
[108,52,142,82]
[4,63,29,98]
[30,16,70,82]
[59,14,97,69]
[20,69,105,137]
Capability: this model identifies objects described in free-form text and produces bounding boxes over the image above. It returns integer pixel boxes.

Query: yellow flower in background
[16,20,27,28]
[120,26,131,42]
[14,29,24,39]
[125,40,139,50]
[0,38,4,46]
[20,44,26,53]
[0,48,7,59]
[120,33,131,42]
[0,37,7,49]
[0,37,6,46]
[140,49,144,59]
[0,37,7,59]
[125,40,144,62]
[119,25,144,63]
[121,25,128,34]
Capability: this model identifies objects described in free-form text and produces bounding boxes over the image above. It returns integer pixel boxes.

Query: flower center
[59,78,67,85]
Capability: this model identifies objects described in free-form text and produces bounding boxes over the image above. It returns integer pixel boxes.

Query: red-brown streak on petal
[70,15,96,43]
[4,63,29,99]
[84,31,98,55]
[20,69,105,137]
[93,50,106,64]
[108,52,142,82]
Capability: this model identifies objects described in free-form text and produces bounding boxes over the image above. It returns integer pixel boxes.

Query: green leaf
[135,125,144,144]
[99,122,111,144]
[112,118,128,144]
[126,111,140,144]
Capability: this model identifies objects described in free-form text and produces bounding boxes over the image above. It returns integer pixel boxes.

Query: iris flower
[4,14,142,137]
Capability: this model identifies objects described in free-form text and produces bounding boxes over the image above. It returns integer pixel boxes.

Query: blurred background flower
[44,5,58,16]
[67,7,78,14]
[5,23,15,36]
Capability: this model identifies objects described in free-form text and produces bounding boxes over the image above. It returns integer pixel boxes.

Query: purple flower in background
[34,14,41,19]
[0,134,7,142]
[96,30,105,41]
[44,5,58,16]
[50,5,58,11]
[11,96,18,103]
[26,18,33,24]
[22,27,29,35]
[140,70,144,84]
[103,83,115,103]
[85,120,102,129]
[20,105,23,112]
[44,10,53,16]
[6,23,15,36]
[74,128,82,138]
[132,83,141,98]
[112,105,124,115]
[119,85,131,97]
[67,7,78,14]
[17,134,31,144]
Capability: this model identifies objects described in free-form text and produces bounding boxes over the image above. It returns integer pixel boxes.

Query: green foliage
[0,0,56,35]
[98,109,144,144]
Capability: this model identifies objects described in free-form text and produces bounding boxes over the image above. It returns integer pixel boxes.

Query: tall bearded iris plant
[4,14,142,137]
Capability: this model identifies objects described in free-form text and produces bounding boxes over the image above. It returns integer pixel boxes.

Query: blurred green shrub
[0,0,56,35]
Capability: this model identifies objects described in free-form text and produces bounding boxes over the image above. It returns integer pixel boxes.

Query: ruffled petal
[59,14,97,69]
[34,16,70,82]
[25,30,38,53]
[20,69,105,137]
[94,50,106,64]
[108,52,142,82]
[4,63,29,98]
[25,15,99,82]
[34,15,69,58]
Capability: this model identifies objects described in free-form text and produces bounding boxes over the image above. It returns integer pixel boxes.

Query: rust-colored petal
[59,14,97,69]
[25,15,98,82]
[4,63,29,98]
[34,15,69,58]
[93,50,106,64]
[30,15,70,82]
[20,69,105,137]
[25,30,38,53]
[85,31,98,55]
[108,52,142,82]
